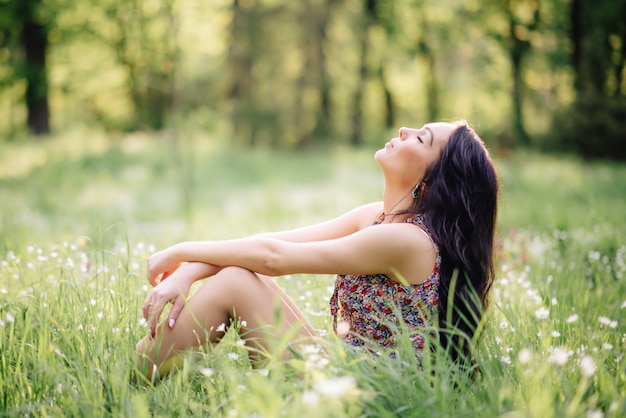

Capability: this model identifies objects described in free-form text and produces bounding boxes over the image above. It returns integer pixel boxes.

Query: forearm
[176,261,222,282]
[173,237,280,276]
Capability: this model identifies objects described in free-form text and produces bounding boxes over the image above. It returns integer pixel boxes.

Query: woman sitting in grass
[136,120,499,380]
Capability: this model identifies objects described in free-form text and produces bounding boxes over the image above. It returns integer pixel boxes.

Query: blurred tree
[82,0,180,130]
[226,0,335,148]
[226,0,259,146]
[414,2,439,122]
[0,0,51,135]
[293,0,334,147]
[483,0,541,146]
[570,0,624,97]
[550,0,626,159]
[350,0,397,146]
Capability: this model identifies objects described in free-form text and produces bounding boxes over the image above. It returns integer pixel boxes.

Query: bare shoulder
[371,222,437,284]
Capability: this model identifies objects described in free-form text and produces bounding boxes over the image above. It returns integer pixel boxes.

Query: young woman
[136,121,499,379]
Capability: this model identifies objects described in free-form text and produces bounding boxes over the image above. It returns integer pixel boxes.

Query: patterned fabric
[329,213,440,355]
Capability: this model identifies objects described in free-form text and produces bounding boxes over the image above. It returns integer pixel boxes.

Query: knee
[218,266,258,280]
[213,266,262,292]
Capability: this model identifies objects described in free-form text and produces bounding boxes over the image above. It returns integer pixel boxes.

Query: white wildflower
[6,312,15,324]
[621,300,626,309]
[602,343,613,350]
[579,356,596,377]
[567,314,579,323]
[500,356,512,365]
[90,299,96,306]
[302,390,320,406]
[216,323,226,332]
[535,307,549,319]
[236,339,246,346]
[551,331,561,338]
[97,312,103,319]
[518,348,532,364]
[599,316,617,328]
[586,409,604,418]
[199,368,214,377]
[227,352,239,360]
[548,347,570,366]
[313,375,357,398]
[588,251,601,262]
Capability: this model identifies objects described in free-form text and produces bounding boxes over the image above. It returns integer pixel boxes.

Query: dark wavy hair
[413,122,498,364]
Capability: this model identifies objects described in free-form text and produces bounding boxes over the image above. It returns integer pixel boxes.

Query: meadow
[0,128,625,417]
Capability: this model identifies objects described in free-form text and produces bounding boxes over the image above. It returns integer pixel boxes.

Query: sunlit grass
[1,130,625,417]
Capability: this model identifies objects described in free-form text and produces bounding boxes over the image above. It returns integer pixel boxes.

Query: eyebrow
[425,126,434,146]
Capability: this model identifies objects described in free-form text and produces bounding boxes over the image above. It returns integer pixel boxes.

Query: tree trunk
[510,38,530,145]
[312,0,333,141]
[227,0,255,145]
[570,0,583,91]
[21,19,50,135]
[350,22,369,146]
[416,8,439,123]
[378,65,395,128]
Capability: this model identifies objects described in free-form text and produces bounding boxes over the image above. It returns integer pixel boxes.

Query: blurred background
[1,0,624,158]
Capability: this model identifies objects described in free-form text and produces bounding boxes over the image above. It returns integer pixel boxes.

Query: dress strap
[406,214,440,256]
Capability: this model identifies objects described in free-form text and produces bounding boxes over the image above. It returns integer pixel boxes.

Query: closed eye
[417,135,424,144]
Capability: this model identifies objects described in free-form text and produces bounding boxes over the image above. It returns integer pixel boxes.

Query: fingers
[167,298,186,329]
[146,249,181,286]
[149,303,165,338]
[147,268,175,287]
[142,294,167,337]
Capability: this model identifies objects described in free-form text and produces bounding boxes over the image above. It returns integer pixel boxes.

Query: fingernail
[169,318,175,328]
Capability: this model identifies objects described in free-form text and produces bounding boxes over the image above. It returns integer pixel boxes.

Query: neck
[382,183,413,216]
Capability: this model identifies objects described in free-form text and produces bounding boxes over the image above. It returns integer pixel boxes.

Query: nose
[399,127,408,140]
[399,127,415,141]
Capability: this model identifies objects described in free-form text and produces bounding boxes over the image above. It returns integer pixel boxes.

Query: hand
[147,245,182,286]
[142,267,194,338]
[142,262,220,337]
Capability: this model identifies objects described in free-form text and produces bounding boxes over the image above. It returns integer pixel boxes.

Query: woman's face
[375,122,456,187]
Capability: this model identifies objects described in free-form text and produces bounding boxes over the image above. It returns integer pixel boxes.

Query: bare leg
[135,266,316,380]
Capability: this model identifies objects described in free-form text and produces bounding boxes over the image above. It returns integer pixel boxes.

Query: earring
[412,182,422,199]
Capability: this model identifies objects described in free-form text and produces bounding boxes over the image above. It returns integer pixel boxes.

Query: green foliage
[1,132,625,416]
[547,94,626,160]
[6,0,624,153]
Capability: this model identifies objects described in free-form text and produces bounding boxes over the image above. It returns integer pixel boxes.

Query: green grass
[0,129,625,417]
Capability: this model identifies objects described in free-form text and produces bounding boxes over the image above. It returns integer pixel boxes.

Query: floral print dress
[329,213,440,355]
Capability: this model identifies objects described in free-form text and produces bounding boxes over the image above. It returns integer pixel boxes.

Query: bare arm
[257,202,383,243]
[148,222,436,286]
